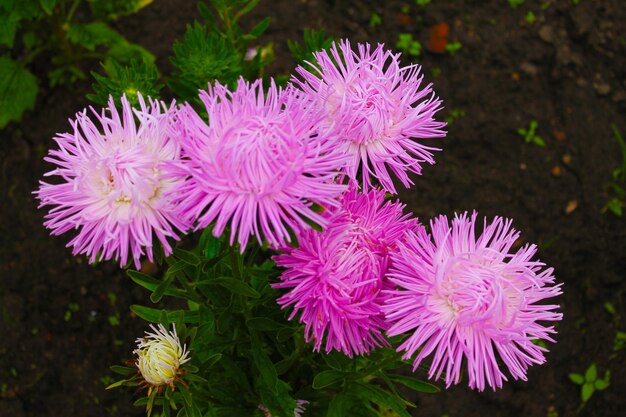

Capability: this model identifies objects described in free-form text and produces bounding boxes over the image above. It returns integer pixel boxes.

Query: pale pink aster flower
[292,39,446,193]
[172,78,347,250]
[258,399,309,417]
[35,94,188,269]
[384,212,563,391]
[273,184,419,356]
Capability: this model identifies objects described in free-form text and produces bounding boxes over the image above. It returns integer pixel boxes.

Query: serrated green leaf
[568,373,584,385]
[312,370,344,389]
[581,382,594,402]
[67,22,122,51]
[585,363,597,382]
[0,56,37,128]
[389,374,440,393]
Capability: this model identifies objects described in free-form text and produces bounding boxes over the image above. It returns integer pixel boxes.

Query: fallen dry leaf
[565,199,578,214]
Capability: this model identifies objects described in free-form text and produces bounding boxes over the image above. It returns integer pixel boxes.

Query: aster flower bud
[134,324,191,391]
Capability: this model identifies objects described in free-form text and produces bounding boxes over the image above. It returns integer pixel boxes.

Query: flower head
[35,94,188,268]
[384,212,563,391]
[134,324,190,389]
[273,184,419,356]
[293,40,446,193]
[172,78,347,251]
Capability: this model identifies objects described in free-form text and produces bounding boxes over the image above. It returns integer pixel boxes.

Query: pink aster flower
[384,212,563,391]
[35,94,188,269]
[273,184,419,356]
[172,78,347,250]
[292,39,446,193]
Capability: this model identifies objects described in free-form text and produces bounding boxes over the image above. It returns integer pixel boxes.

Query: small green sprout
[369,12,382,28]
[445,109,465,125]
[525,11,537,24]
[602,123,626,217]
[64,302,80,321]
[396,34,422,56]
[568,363,610,407]
[445,41,462,54]
[415,0,431,6]
[401,4,410,14]
[613,331,626,352]
[517,120,545,147]
[431,67,442,77]
[508,0,524,8]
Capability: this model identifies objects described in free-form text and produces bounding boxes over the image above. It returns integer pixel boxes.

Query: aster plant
[35,1,563,416]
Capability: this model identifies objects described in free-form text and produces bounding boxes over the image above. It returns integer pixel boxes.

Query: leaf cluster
[568,363,610,406]
[169,0,272,102]
[0,0,153,128]
[108,227,439,417]
[516,119,545,147]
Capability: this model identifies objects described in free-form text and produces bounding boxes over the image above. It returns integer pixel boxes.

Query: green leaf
[107,40,155,65]
[211,277,260,298]
[87,58,162,107]
[606,198,623,217]
[199,226,221,258]
[585,363,597,382]
[150,271,176,303]
[67,22,123,51]
[127,270,188,299]
[252,345,277,392]
[39,0,57,14]
[568,373,584,385]
[0,56,38,128]
[130,305,200,323]
[89,0,154,19]
[312,370,344,389]
[581,382,594,402]
[247,16,270,38]
[174,248,201,265]
[110,365,137,376]
[246,317,285,331]
[327,394,353,417]
[353,383,412,417]
[594,378,610,391]
[389,374,440,393]
[0,11,20,47]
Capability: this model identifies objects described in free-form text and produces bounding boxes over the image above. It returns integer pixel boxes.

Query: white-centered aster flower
[134,324,191,390]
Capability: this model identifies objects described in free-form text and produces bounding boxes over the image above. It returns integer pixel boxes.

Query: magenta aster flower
[35,94,188,268]
[292,39,446,193]
[384,212,563,391]
[172,78,347,250]
[273,184,419,356]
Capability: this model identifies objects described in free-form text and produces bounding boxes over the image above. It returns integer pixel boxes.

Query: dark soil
[1,1,625,416]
